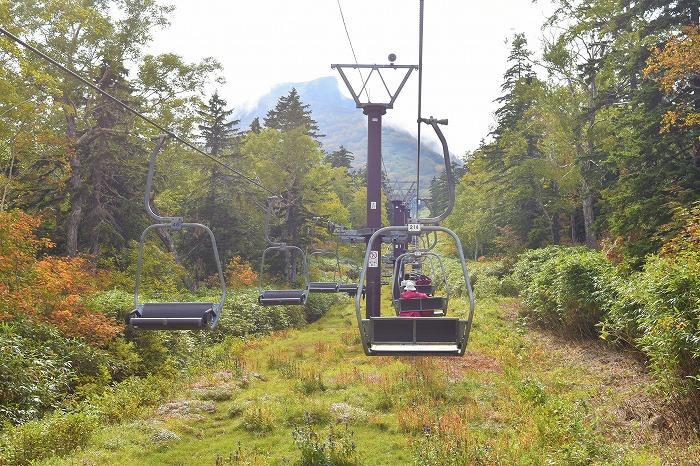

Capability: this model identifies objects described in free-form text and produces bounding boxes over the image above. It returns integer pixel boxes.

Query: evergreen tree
[264,88,323,139]
[197,91,239,156]
[492,33,536,137]
[249,116,262,134]
[325,145,354,169]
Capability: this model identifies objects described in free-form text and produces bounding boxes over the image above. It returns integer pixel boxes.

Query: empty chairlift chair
[258,196,309,306]
[258,245,309,305]
[355,225,475,356]
[127,136,227,330]
[307,247,340,293]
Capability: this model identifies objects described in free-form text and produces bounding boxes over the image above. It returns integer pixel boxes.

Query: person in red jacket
[400,280,428,300]
[399,280,431,317]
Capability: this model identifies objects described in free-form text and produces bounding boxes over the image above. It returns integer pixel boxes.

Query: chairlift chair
[127,136,227,330]
[258,196,310,306]
[258,244,309,305]
[355,225,474,356]
[392,251,448,317]
[306,246,340,294]
[351,118,474,355]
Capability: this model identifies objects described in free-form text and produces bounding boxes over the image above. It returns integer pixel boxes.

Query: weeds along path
[48,297,699,465]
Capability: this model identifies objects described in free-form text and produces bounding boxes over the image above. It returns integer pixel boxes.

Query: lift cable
[335,0,369,102]
[416,0,425,216]
[0,26,276,196]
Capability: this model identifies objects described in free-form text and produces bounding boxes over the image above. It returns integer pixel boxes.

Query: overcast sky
[148,0,555,157]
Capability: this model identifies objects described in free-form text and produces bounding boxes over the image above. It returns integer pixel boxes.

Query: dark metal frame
[331,64,418,109]
[354,225,475,356]
[131,135,227,329]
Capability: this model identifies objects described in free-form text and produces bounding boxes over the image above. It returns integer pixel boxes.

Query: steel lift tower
[331,59,417,318]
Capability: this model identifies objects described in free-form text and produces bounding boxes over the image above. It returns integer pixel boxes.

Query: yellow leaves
[644,26,700,133]
[645,26,700,93]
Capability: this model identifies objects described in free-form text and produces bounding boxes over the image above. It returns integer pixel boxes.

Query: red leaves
[0,209,121,345]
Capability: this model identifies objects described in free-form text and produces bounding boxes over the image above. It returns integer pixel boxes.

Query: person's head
[403,280,416,291]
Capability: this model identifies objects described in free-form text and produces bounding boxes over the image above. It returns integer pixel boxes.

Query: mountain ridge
[237,76,446,188]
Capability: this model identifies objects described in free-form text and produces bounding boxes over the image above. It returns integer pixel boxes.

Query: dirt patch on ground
[434,351,503,382]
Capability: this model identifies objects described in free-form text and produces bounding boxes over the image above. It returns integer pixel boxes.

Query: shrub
[0,411,98,466]
[511,246,568,291]
[517,247,614,335]
[296,370,326,395]
[0,210,120,345]
[0,321,75,425]
[601,249,700,394]
[285,401,333,426]
[86,375,171,424]
[224,256,258,288]
[292,423,359,466]
[304,293,338,323]
[242,404,276,432]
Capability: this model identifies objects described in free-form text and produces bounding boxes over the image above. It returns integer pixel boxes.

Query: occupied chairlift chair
[392,251,448,316]
[258,197,309,306]
[127,136,227,330]
[354,118,475,356]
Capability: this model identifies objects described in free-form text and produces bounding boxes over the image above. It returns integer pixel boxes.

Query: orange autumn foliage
[225,256,259,287]
[0,210,121,345]
[644,25,700,132]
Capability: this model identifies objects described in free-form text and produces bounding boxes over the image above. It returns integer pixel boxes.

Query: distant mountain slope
[238,76,446,188]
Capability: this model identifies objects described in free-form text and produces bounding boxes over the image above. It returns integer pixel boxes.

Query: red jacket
[400,290,429,300]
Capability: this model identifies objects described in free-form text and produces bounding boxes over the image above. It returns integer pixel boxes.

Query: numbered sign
[370,201,377,210]
[368,250,379,268]
[408,223,421,233]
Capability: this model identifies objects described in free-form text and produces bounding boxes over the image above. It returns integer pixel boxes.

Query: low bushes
[512,239,700,396]
[0,411,98,466]
[600,249,700,394]
[515,247,614,335]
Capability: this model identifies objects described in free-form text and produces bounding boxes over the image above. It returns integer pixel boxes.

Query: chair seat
[128,302,215,330]
[337,284,359,296]
[369,344,461,355]
[259,290,307,306]
[361,317,467,356]
[308,282,339,293]
[397,297,447,312]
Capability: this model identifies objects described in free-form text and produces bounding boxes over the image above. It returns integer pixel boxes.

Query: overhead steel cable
[0,26,276,195]
[335,0,369,101]
[416,0,424,216]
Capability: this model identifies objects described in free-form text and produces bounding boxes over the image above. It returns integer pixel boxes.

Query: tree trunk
[570,212,577,244]
[63,91,83,256]
[581,179,597,249]
[551,212,561,245]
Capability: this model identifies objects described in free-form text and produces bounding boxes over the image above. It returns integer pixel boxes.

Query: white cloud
[148,0,555,156]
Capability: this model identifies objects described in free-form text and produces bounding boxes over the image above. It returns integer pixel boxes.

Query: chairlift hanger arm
[413,118,455,225]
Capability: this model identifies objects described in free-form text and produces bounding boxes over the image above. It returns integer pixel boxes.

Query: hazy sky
[148,0,555,157]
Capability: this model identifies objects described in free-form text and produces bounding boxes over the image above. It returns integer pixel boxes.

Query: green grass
[41,294,699,465]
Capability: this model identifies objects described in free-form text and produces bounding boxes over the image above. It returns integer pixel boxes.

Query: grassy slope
[45,295,699,465]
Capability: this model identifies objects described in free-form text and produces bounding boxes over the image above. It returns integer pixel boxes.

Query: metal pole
[363,104,386,318]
